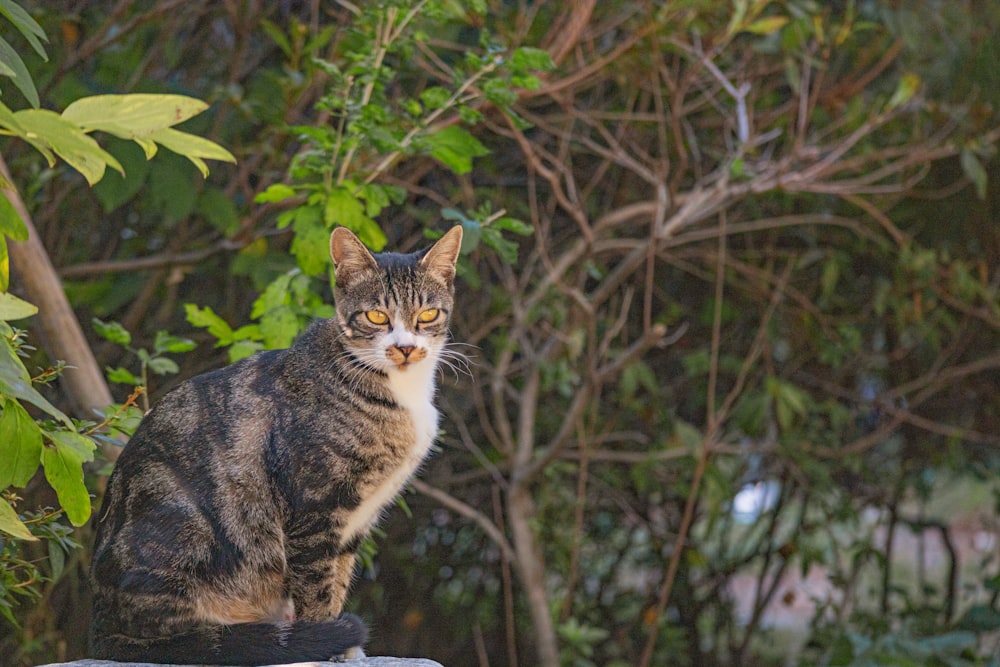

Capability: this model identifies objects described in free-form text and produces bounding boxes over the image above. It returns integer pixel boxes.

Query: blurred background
[3,1,1000,666]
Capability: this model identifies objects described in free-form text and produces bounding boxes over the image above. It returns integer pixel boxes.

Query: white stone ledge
[41,659,443,667]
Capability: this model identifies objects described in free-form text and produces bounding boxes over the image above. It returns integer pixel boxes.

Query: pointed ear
[330,227,378,287]
[420,225,463,285]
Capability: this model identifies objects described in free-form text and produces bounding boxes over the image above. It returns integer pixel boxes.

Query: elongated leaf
[0,398,42,487]
[62,94,208,138]
[0,337,72,427]
[0,236,6,291]
[145,127,236,177]
[0,498,35,540]
[14,109,124,184]
[0,34,36,107]
[886,72,920,111]
[961,149,988,200]
[0,0,47,59]
[133,136,157,159]
[744,16,790,35]
[0,291,36,320]
[41,434,92,526]
[0,97,24,134]
[48,539,65,581]
[153,330,196,354]
[0,190,27,240]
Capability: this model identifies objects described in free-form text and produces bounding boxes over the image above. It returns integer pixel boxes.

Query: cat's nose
[398,345,416,358]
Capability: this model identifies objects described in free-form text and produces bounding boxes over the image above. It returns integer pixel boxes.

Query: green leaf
[48,430,96,462]
[251,272,293,320]
[324,187,386,250]
[258,306,299,349]
[510,46,556,72]
[961,149,988,200]
[0,0,48,60]
[260,19,292,58]
[0,498,35,540]
[768,377,809,431]
[0,34,37,108]
[41,432,94,526]
[743,16,790,35]
[149,155,198,222]
[13,109,124,184]
[254,183,298,204]
[0,398,42,487]
[481,227,520,264]
[197,187,240,236]
[357,183,394,218]
[886,72,920,111]
[185,304,235,345]
[228,339,262,363]
[48,539,65,581]
[0,191,27,240]
[420,86,451,110]
[92,139,151,213]
[0,338,72,427]
[0,291,36,320]
[458,220,481,254]
[147,357,179,376]
[423,125,489,175]
[0,237,6,292]
[92,318,131,346]
[106,366,139,385]
[290,206,330,276]
[153,330,197,354]
[493,216,533,236]
[144,127,236,177]
[62,94,209,139]
[482,78,518,107]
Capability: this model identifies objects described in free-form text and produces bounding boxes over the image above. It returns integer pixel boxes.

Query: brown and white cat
[89,225,463,664]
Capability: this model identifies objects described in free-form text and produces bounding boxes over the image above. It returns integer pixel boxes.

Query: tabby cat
[89,225,463,664]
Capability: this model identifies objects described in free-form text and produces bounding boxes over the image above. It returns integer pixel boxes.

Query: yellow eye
[417,308,439,323]
[365,310,388,325]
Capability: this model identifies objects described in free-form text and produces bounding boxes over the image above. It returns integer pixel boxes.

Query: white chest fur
[338,361,439,547]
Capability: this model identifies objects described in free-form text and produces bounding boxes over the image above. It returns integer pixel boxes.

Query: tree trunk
[1,153,120,462]
[507,482,560,667]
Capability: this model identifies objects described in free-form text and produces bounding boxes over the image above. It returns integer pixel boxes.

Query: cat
[89,225,463,665]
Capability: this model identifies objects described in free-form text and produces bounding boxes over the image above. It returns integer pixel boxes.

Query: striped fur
[90,226,463,665]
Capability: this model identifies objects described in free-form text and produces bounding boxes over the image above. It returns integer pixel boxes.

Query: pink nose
[398,345,416,358]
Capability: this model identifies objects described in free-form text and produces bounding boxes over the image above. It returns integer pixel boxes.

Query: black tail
[90,613,367,666]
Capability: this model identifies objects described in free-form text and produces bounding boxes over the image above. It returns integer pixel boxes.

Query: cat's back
[94,347,294,553]
[124,347,286,457]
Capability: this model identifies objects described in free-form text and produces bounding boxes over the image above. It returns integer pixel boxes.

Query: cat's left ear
[330,227,379,287]
[420,225,463,285]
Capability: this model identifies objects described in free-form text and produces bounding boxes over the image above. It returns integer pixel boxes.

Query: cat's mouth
[386,344,427,371]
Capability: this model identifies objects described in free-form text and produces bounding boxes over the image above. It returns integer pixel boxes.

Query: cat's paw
[331,645,366,662]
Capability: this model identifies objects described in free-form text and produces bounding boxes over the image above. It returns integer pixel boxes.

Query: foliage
[190,0,550,357]
[3,0,1000,666]
[0,0,234,655]
[94,318,194,411]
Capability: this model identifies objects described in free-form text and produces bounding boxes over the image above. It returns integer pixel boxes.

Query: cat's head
[329,226,463,374]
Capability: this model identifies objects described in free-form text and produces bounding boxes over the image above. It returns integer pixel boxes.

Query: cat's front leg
[288,550,357,621]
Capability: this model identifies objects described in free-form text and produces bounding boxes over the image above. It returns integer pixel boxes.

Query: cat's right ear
[330,227,378,287]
